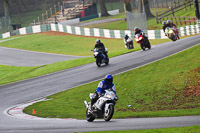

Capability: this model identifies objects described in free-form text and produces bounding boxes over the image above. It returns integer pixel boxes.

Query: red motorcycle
[165,27,179,41]
[135,33,151,51]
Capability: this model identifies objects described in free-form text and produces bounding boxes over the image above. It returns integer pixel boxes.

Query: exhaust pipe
[84,100,88,108]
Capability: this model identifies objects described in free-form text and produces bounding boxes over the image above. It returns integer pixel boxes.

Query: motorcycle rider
[134,27,150,43]
[124,34,134,49]
[163,20,177,32]
[163,20,179,39]
[90,74,117,110]
[94,39,108,58]
[134,27,147,38]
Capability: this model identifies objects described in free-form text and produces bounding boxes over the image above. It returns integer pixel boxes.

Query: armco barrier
[0,22,200,40]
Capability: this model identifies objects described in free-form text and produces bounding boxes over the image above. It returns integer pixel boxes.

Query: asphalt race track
[0,35,200,133]
[0,46,88,66]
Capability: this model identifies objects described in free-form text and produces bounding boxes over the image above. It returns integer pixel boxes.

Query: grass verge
[0,32,171,85]
[81,125,200,133]
[24,44,200,119]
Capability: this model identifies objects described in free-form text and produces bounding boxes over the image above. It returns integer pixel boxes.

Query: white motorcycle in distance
[125,38,134,49]
[84,89,118,122]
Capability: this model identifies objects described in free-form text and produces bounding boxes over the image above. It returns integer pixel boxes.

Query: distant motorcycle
[165,27,179,41]
[92,48,109,67]
[125,38,134,49]
[135,33,151,51]
[84,89,118,122]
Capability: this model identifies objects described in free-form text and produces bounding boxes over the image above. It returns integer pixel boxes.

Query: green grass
[24,44,200,119]
[0,33,171,85]
[81,125,200,133]
[0,57,93,85]
[0,33,171,56]
[85,4,199,30]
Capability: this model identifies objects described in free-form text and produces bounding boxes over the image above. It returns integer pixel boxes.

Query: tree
[140,0,154,18]
[123,0,132,12]
[3,0,9,16]
[98,0,109,17]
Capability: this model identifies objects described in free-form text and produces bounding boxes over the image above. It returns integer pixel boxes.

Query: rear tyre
[130,44,133,49]
[103,105,114,121]
[86,108,95,122]
[105,57,109,65]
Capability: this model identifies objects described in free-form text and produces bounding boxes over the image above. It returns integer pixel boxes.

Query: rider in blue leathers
[90,74,116,110]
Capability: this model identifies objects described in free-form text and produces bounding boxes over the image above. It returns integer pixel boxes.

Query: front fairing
[165,27,174,34]
[93,48,103,58]
[135,34,143,43]
[94,90,116,110]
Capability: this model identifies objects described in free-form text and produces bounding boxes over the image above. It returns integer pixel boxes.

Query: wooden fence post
[175,17,177,25]
[184,0,187,11]
[189,17,191,25]
[46,11,48,24]
[179,17,182,26]
[184,17,186,25]
[50,8,52,17]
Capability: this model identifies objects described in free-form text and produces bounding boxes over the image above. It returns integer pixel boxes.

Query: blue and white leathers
[96,80,116,95]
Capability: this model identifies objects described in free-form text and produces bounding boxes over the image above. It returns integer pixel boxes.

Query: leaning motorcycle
[165,27,179,41]
[125,38,134,49]
[84,89,118,122]
[134,33,151,51]
[92,48,109,67]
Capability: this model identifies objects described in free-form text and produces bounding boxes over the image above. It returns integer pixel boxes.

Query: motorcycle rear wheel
[86,108,95,122]
[103,105,114,121]
[105,57,109,65]
[129,44,133,49]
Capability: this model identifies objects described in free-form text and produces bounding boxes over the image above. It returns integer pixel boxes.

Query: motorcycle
[92,48,109,67]
[134,33,151,51]
[84,89,118,122]
[125,38,134,49]
[165,27,179,41]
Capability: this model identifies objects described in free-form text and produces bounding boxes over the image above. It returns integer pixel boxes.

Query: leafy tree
[123,0,132,12]
[141,0,154,18]
[98,0,109,17]
[3,0,9,16]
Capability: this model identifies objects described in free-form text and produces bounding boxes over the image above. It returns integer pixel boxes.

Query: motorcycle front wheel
[147,41,151,49]
[140,43,145,51]
[103,105,114,121]
[86,108,95,122]
[96,59,101,67]
[169,34,176,41]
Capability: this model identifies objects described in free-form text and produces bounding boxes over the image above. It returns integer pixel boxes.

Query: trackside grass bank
[0,32,170,56]
[0,32,170,85]
[24,44,200,119]
[82,125,200,133]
